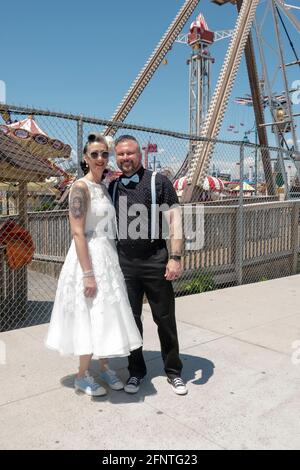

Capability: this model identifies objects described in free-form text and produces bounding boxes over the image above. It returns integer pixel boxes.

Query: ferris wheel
[183,0,300,202]
[231,0,300,197]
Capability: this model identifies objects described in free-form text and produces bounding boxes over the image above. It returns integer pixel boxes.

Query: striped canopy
[173,175,225,192]
[189,13,209,32]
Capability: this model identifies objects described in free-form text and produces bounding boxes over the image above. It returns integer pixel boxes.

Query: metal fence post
[291,201,299,274]
[77,116,83,178]
[254,129,258,195]
[235,143,245,285]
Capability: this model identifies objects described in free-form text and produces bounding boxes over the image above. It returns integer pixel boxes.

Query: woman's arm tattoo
[69,186,88,218]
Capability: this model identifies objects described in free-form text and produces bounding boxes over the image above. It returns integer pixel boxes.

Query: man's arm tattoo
[69,186,88,219]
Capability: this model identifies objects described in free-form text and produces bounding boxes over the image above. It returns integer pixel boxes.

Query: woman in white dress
[45,133,142,396]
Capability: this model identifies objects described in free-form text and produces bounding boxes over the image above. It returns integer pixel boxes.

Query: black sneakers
[167,377,188,395]
[124,376,144,394]
[124,375,188,395]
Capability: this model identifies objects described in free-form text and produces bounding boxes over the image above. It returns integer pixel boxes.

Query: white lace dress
[45,178,142,357]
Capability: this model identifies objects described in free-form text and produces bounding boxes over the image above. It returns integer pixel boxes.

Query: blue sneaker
[75,371,107,396]
[100,369,124,391]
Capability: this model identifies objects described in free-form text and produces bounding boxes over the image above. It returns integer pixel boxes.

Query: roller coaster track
[103,0,200,137]
[236,0,275,196]
[182,0,261,202]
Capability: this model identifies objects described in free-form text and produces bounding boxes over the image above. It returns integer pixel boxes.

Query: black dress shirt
[108,166,179,251]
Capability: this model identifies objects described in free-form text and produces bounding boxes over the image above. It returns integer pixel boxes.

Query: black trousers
[118,245,183,379]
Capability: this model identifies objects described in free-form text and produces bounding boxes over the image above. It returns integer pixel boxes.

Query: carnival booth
[231,181,255,196]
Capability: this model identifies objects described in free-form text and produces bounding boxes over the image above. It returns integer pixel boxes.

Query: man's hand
[165,259,183,281]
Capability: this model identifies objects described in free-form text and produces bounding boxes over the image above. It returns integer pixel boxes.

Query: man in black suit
[109,135,187,395]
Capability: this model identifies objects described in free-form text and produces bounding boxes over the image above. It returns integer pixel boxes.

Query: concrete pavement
[1,274,300,450]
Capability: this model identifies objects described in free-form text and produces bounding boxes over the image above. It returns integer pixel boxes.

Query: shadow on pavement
[60,350,214,404]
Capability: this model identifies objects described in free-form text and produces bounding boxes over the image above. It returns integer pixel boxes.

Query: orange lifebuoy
[0,220,34,269]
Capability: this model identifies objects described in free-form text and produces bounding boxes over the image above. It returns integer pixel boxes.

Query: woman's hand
[83,276,97,297]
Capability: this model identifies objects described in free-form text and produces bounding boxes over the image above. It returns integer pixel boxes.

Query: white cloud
[286,139,300,146]
[0,80,6,104]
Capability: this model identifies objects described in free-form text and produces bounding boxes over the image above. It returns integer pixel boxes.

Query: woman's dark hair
[81,132,109,177]
[80,159,89,175]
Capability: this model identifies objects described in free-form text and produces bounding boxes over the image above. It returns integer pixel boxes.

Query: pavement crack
[0,386,62,409]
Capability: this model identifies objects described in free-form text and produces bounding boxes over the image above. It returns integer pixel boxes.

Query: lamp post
[142,143,157,169]
[236,161,240,181]
[243,132,250,144]
[249,165,253,183]
[244,127,258,194]
[149,157,162,172]
[242,133,249,193]
[287,165,292,187]
[152,153,157,171]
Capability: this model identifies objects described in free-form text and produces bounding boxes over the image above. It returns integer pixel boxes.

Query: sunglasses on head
[89,150,109,160]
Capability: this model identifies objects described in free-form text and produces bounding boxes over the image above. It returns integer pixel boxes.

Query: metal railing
[1,103,300,331]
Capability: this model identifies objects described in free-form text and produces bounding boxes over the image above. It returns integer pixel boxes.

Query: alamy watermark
[0,80,6,103]
[93,198,205,250]
[0,340,6,365]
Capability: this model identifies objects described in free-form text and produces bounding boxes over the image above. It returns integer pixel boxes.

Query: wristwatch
[170,255,182,261]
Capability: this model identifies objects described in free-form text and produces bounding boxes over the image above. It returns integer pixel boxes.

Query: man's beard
[120,162,138,174]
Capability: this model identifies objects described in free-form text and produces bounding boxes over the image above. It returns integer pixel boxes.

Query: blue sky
[1,0,299,146]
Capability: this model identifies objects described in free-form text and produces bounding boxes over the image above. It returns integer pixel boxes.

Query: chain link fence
[1,103,300,332]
